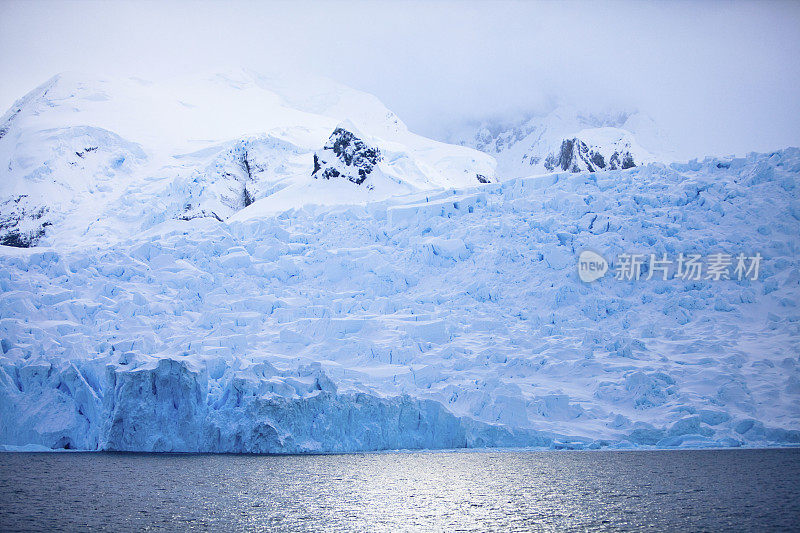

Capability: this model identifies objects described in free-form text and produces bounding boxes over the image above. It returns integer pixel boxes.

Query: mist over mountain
[1,1,798,160]
[445,105,676,179]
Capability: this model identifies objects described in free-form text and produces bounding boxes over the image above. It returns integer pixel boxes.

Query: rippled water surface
[1,449,799,531]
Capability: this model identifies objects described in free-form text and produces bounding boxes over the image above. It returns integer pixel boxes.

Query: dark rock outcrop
[0,195,51,248]
[312,127,382,185]
[544,138,637,173]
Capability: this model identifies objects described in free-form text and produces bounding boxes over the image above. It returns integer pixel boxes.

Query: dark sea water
[1,448,799,532]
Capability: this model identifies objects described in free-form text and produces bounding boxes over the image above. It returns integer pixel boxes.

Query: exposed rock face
[312,127,382,185]
[544,137,637,173]
[0,196,51,248]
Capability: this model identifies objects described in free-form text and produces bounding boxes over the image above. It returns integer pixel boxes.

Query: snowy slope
[0,71,495,247]
[1,149,799,452]
[448,105,673,179]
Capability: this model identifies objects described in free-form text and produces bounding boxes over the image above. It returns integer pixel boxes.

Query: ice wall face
[0,358,552,452]
[1,149,799,452]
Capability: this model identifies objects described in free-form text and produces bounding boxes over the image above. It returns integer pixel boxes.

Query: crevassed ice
[1,150,799,452]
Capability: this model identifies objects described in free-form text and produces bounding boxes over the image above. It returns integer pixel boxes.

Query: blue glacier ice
[1,149,799,452]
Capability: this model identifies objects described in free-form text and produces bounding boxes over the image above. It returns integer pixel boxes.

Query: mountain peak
[0,71,494,247]
[447,105,672,179]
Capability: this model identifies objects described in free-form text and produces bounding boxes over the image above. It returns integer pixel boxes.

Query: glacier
[1,143,799,451]
[0,71,799,453]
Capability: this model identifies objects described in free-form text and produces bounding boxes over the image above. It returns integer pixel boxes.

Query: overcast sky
[1,0,798,159]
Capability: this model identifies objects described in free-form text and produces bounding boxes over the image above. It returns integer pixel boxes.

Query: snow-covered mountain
[447,105,673,179]
[1,72,798,453]
[0,70,495,247]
